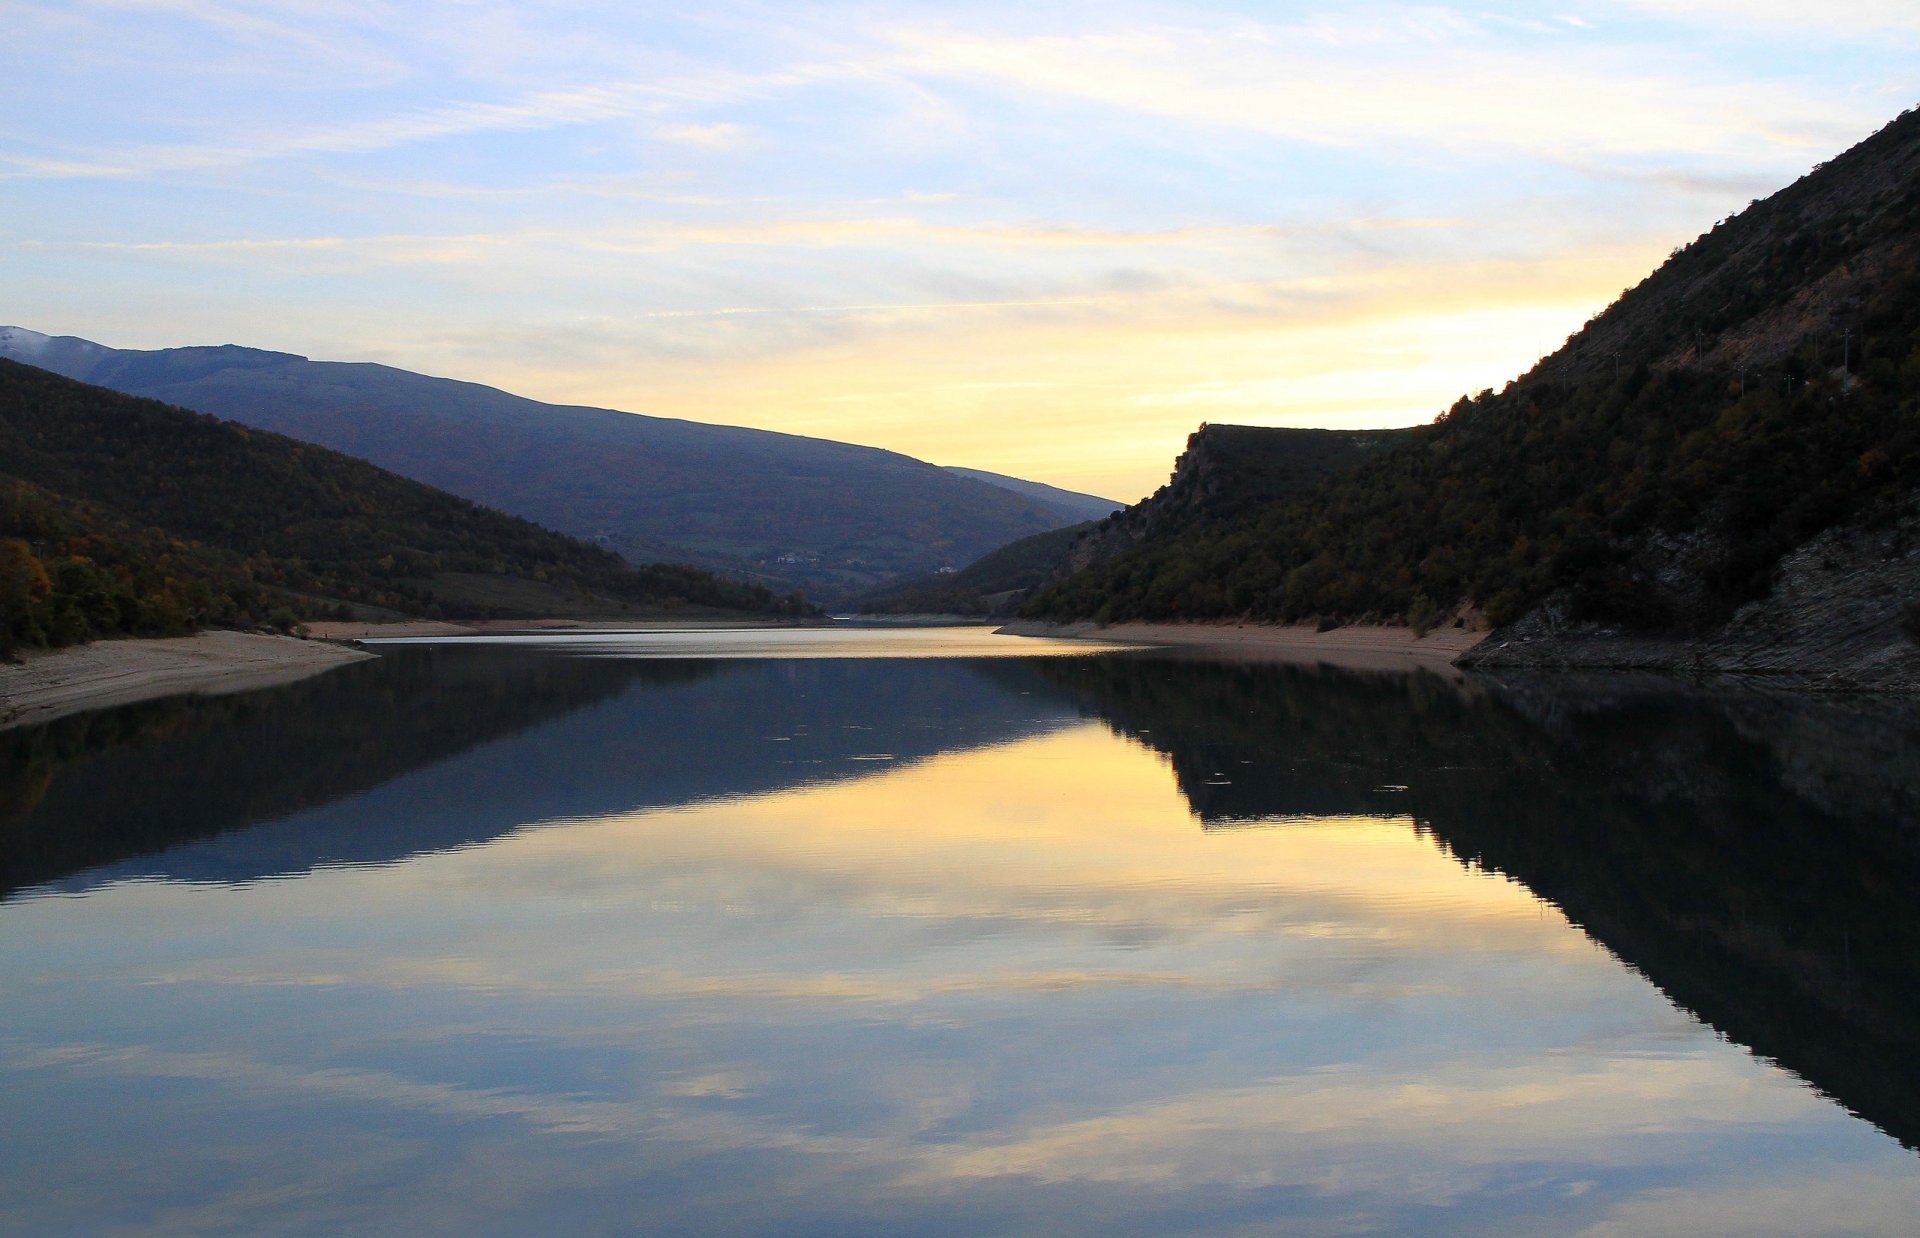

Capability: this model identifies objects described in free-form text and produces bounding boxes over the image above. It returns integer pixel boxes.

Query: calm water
[4,628,1920,1235]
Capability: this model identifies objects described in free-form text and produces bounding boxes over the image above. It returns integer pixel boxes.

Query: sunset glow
[6,2,1915,498]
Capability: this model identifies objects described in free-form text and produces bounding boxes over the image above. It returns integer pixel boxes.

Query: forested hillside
[1026,106,1920,662]
[1054,424,1415,581]
[0,361,809,653]
[862,425,1406,616]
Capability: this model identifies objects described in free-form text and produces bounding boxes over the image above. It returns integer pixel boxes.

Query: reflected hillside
[1038,656,1920,1151]
[8,649,1089,897]
[0,646,686,897]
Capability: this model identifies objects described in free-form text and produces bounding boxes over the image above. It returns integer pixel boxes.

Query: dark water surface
[4,629,1920,1234]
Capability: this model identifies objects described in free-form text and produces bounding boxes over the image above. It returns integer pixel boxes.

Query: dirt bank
[0,631,375,730]
[300,616,839,642]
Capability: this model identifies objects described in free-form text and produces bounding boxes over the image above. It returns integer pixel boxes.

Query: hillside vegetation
[0,361,809,653]
[1026,106,1920,657]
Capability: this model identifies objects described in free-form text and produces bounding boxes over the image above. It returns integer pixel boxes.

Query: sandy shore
[0,631,376,731]
[299,616,836,641]
[300,619,483,640]
[997,620,1487,671]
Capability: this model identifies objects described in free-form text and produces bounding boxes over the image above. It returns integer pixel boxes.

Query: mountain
[0,328,1095,602]
[938,467,1122,525]
[0,359,809,653]
[1024,105,1920,686]
[853,522,1095,617]
[862,425,1405,616]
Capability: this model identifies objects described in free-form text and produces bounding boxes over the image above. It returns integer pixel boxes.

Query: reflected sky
[363,624,1142,659]
[2,643,1918,1234]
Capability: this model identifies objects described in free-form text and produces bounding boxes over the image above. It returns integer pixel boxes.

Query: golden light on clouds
[6,1,1911,495]
[501,238,1663,499]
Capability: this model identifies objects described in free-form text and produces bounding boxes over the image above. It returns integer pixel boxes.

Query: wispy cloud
[0,59,836,180]
[654,121,755,150]
[879,15,1882,165]
[1617,0,1920,38]
[2,81,674,179]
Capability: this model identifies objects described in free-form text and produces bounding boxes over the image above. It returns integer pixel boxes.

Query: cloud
[17,4,1888,186]
[0,81,673,180]
[879,16,1881,166]
[0,55,829,181]
[1615,0,1920,38]
[654,121,754,150]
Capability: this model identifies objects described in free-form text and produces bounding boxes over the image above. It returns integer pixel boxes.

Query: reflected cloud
[0,1039,638,1137]
[913,1055,1825,1192]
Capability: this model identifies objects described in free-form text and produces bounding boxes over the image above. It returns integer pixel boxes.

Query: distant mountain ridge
[0,328,1116,602]
[1023,103,1920,687]
[0,359,805,653]
[938,467,1122,525]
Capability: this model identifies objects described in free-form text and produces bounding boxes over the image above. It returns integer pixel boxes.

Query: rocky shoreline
[1462,514,1920,693]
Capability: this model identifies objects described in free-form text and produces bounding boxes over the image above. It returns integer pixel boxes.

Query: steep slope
[1025,105,1920,686]
[0,329,1082,601]
[0,360,808,652]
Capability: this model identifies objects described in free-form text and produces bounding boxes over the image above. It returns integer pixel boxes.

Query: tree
[0,539,52,659]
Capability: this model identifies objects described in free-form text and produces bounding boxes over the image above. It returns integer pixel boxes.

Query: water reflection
[1037,658,1920,1151]
[2,646,1083,896]
[2,638,1918,1234]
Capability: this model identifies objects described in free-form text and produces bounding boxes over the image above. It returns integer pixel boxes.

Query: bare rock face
[1464,490,1920,691]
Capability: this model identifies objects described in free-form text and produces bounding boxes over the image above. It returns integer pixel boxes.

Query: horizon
[7,2,1916,502]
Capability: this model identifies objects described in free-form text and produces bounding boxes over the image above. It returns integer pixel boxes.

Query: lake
[3,627,1919,1235]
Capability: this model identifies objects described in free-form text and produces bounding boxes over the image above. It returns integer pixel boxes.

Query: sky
[4,2,1917,501]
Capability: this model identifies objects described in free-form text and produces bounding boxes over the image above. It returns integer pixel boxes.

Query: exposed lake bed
[4,628,1919,1234]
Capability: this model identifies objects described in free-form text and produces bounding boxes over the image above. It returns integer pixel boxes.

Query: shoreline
[0,617,1493,732]
[996,619,1487,671]
[0,631,375,731]
[298,615,843,642]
